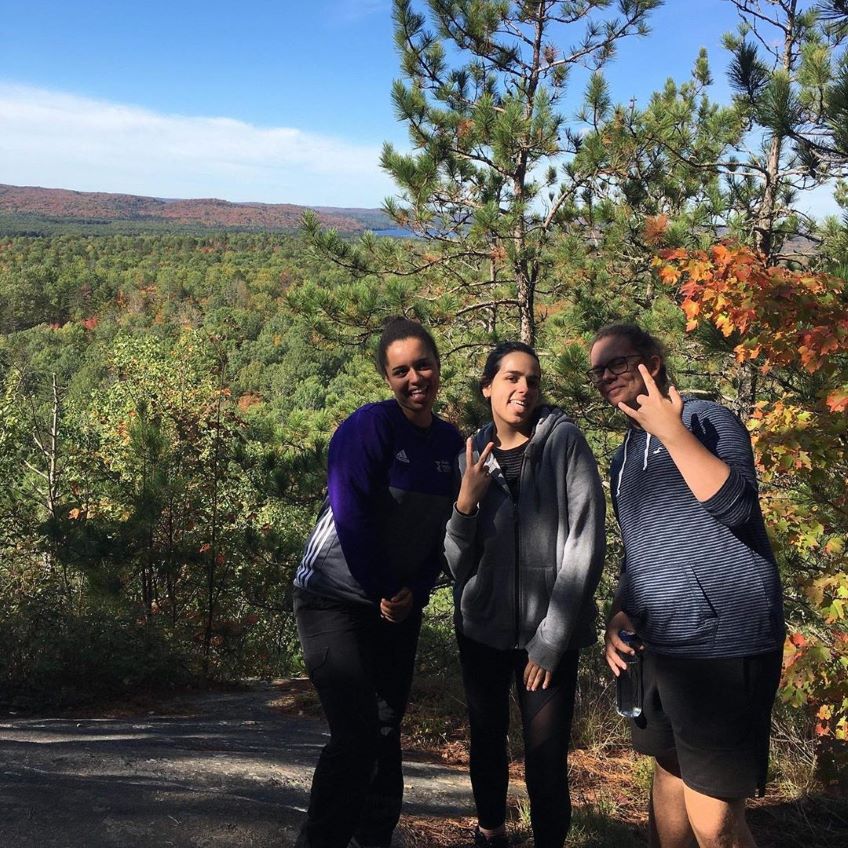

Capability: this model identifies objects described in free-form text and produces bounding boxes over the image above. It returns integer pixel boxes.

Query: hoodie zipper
[513,446,530,648]
[513,499,520,647]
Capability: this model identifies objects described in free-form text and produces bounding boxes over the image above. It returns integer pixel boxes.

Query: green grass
[567,802,646,848]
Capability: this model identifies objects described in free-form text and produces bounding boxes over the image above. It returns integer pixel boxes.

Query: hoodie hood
[472,404,573,453]
[472,406,574,497]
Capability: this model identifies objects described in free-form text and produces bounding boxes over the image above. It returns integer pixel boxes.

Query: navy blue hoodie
[610,398,784,658]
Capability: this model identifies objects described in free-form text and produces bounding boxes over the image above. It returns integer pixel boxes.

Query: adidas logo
[395,450,410,463]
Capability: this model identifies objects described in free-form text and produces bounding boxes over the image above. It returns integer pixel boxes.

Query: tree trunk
[755,135,782,260]
[754,0,798,262]
[516,268,535,346]
[731,361,759,423]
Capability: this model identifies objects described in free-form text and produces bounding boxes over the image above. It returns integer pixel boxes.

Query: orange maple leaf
[826,389,848,413]
[789,632,808,649]
[682,300,700,320]
[658,265,679,285]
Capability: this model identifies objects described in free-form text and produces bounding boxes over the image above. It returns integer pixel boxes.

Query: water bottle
[615,629,643,718]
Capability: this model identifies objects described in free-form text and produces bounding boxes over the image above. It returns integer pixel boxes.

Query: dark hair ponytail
[376,317,440,375]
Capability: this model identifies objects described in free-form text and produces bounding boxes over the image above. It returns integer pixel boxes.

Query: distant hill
[0,184,396,236]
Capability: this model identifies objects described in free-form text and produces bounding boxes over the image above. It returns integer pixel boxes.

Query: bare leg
[649,756,697,848]
[682,784,756,848]
[478,825,507,838]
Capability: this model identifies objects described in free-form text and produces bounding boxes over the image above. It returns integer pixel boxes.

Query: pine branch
[729,0,792,37]
[444,340,494,358]
[455,298,520,317]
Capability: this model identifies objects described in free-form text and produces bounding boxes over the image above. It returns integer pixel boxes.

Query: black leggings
[458,632,579,848]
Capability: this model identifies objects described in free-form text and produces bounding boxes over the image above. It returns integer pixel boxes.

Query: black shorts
[630,649,782,799]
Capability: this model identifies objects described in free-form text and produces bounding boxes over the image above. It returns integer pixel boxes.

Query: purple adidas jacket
[294,400,463,607]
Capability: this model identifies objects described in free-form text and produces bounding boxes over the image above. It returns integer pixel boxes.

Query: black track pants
[294,587,422,848]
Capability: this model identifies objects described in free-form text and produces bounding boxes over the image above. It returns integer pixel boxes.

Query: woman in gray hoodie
[444,341,606,848]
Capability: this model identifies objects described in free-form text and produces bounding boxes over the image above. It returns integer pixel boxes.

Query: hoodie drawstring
[616,429,632,498]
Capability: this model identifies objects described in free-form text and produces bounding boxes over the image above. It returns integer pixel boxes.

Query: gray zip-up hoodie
[444,406,606,671]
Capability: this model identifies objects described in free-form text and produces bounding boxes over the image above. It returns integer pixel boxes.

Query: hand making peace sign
[456,437,495,516]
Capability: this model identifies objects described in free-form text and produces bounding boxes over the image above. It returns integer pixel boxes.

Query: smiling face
[589,333,660,410]
[482,351,541,438]
[383,336,440,426]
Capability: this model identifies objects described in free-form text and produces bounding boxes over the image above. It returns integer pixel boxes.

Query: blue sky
[0,1,839,214]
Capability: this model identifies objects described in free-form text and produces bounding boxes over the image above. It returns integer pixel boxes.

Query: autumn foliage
[656,243,848,747]
[657,243,848,411]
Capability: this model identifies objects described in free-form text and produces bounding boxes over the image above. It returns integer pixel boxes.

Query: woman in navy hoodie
[293,317,463,848]
[590,323,783,848]
[445,341,606,848]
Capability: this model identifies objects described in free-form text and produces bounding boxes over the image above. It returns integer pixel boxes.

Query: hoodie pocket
[520,564,556,630]
[459,569,501,622]
[627,564,718,650]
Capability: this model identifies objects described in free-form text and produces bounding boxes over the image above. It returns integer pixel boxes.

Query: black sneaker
[473,826,509,848]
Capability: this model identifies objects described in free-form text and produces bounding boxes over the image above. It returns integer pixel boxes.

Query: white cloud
[0,83,398,207]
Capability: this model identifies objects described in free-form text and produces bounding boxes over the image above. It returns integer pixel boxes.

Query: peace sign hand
[618,364,685,443]
[456,438,495,516]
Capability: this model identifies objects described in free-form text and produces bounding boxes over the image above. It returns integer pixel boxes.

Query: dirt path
[2,681,841,848]
[0,681,479,848]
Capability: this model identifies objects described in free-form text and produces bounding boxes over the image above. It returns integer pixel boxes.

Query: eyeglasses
[586,355,642,386]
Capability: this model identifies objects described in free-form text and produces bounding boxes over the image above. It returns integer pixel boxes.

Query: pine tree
[308,0,661,345]
[723,0,848,259]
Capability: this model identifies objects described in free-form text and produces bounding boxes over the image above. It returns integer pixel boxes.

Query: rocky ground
[0,681,482,848]
[0,680,844,848]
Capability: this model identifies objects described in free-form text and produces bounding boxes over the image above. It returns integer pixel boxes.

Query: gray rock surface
[0,681,478,847]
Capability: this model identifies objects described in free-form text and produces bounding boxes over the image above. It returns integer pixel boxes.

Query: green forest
[0,0,846,829]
